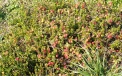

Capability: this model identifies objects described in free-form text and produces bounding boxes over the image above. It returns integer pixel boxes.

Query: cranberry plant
[0,0,122,76]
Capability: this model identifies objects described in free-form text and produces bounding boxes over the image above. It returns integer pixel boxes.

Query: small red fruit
[42,7,46,11]
[96,33,101,38]
[93,21,97,25]
[48,61,54,66]
[92,42,95,45]
[68,38,73,43]
[64,48,68,52]
[43,49,47,54]
[52,43,56,48]
[63,33,68,38]
[75,3,79,8]
[108,1,113,6]
[107,33,113,39]
[56,54,58,58]
[50,10,54,14]
[64,53,68,59]
[115,50,119,52]
[64,65,67,69]
[59,9,64,14]
[37,54,41,58]
[47,48,51,53]
[81,2,86,9]
[97,2,102,7]
[107,19,113,25]
[56,68,60,70]
[15,57,19,61]
[115,35,119,39]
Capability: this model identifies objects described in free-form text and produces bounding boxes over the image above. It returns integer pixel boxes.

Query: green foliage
[0,0,122,75]
[71,47,122,76]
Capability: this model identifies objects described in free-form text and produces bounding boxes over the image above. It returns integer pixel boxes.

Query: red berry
[64,65,67,69]
[75,3,79,8]
[92,42,95,45]
[82,2,86,9]
[37,54,41,58]
[43,49,47,54]
[68,38,73,43]
[56,68,60,70]
[107,33,113,39]
[109,1,113,6]
[93,21,97,25]
[15,57,19,61]
[50,10,54,14]
[107,19,113,24]
[63,33,68,38]
[56,54,58,58]
[48,61,54,66]
[59,9,63,14]
[64,53,68,59]
[97,2,102,7]
[115,50,119,52]
[115,35,119,39]
[52,43,56,48]
[64,47,68,52]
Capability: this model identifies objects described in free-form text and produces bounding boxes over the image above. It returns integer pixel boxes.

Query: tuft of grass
[71,46,122,76]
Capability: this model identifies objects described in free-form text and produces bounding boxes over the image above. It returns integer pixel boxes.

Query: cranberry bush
[0,0,122,76]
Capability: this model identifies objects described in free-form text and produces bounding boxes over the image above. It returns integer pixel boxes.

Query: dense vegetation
[0,0,122,76]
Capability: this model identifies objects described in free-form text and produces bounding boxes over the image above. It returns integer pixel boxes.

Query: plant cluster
[0,0,122,76]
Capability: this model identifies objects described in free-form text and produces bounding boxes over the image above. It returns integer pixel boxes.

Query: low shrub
[0,0,122,75]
